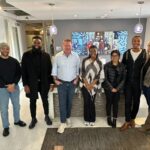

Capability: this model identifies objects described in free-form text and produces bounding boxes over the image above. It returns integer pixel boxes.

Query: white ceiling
[6,0,150,20]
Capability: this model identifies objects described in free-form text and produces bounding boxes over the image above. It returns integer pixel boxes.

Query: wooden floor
[41,128,150,150]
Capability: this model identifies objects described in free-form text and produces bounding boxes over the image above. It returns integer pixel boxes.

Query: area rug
[41,127,150,150]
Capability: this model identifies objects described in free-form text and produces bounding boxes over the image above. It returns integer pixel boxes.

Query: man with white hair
[0,42,26,137]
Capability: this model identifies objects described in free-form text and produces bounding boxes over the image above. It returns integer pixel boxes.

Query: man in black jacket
[21,36,54,129]
[120,36,146,131]
[0,43,26,137]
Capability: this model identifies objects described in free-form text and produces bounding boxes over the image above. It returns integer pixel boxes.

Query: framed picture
[72,31,128,56]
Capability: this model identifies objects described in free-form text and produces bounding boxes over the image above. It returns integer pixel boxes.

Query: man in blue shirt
[52,39,80,133]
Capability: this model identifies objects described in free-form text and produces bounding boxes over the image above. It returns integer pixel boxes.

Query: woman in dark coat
[21,36,54,129]
[102,50,126,128]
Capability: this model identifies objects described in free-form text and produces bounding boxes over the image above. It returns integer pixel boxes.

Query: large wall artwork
[72,31,128,56]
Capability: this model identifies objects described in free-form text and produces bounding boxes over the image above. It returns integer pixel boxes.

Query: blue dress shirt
[52,51,80,81]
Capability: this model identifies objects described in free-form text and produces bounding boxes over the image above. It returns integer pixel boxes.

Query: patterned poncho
[80,57,102,95]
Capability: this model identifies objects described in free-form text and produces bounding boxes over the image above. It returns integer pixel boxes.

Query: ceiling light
[134,1,144,33]
[49,3,57,36]
[74,14,78,18]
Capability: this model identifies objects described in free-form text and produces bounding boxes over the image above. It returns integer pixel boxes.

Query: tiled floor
[0,90,148,150]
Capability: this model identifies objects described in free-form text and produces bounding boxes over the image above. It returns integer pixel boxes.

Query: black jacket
[102,61,126,91]
[122,49,146,85]
[21,49,54,99]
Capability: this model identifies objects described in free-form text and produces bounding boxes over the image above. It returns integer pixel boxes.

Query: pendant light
[49,3,57,35]
[134,1,144,33]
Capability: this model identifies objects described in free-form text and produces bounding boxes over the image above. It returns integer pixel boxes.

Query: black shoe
[45,115,52,125]
[107,117,113,126]
[14,120,26,127]
[112,119,117,128]
[29,118,37,129]
[3,128,9,137]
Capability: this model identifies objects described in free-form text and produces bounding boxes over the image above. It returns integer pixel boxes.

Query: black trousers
[124,82,141,122]
[30,82,49,119]
[81,86,96,122]
[104,90,120,118]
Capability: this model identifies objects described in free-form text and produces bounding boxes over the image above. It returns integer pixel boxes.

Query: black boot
[112,118,117,128]
[107,117,113,126]
[45,115,52,125]
[29,118,37,129]
[3,128,9,137]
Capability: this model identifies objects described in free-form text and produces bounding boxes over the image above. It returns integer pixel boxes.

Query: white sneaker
[57,123,67,134]
[66,118,72,127]
[84,122,90,126]
[89,122,95,126]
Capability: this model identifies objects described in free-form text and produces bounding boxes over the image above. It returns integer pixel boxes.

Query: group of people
[0,35,150,137]
[103,36,150,132]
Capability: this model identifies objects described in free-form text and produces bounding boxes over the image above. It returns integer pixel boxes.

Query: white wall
[0,15,27,61]
[0,16,7,43]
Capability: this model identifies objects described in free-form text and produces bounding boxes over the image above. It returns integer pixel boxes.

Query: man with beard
[21,36,54,129]
[0,43,26,137]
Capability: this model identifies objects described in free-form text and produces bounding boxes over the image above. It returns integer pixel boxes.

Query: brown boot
[120,122,130,131]
[130,119,135,128]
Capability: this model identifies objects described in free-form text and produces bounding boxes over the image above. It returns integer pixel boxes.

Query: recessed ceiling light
[136,13,139,16]
[49,3,55,6]
[74,14,78,18]
[0,6,2,11]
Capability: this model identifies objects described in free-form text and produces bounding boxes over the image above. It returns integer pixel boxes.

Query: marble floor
[0,90,148,150]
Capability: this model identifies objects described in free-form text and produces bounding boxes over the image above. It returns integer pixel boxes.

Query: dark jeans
[104,90,120,118]
[30,82,49,118]
[124,82,141,122]
[57,82,75,123]
[81,86,96,122]
[143,85,150,111]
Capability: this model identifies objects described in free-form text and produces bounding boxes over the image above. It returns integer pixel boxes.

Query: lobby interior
[0,0,150,150]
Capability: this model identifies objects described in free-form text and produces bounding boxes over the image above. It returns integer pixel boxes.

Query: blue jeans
[143,85,150,110]
[0,85,20,128]
[57,82,75,123]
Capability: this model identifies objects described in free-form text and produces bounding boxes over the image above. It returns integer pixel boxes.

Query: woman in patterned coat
[80,45,102,126]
